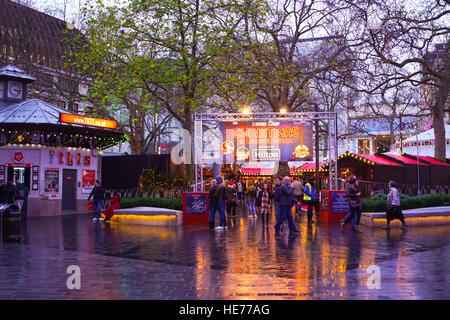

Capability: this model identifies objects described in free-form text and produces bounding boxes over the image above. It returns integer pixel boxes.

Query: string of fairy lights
[0,128,128,150]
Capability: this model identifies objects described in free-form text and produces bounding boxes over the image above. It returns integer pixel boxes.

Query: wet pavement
[0,208,449,300]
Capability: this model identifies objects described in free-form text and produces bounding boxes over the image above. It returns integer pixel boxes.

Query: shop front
[0,147,99,216]
[0,62,125,216]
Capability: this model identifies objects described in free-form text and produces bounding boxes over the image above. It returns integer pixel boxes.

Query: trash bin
[1,203,22,242]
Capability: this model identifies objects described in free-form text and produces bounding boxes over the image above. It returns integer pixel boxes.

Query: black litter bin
[1,203,22,242]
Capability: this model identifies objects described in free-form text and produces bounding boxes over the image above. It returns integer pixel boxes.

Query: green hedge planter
[120,197,183,211]
[362,193,450,212]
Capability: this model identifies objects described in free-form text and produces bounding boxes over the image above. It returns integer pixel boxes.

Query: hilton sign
[252,148,280,161]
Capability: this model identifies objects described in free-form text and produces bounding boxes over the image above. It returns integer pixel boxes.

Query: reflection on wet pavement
[1,209,449,299]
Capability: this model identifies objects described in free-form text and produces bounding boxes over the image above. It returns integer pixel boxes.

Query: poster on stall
[82,169,96,194]
[45,168,59,192]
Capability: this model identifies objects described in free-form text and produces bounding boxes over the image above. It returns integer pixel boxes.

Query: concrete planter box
[111,207,183,227]
[361,206,450,227]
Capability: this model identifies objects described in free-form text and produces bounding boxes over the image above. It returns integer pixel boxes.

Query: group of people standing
[208,176,320,233]
[0,181,29,219]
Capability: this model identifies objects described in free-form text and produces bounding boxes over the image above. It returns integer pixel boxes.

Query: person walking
[340,175,362,232]
[274,176,300,235]
[88,180,105,221]
[236,180,243,207]
[14,183,29,214]
[245,180,257,218]
[226,182,238,218]
[4,181,14,204]
[257,183,272,225]
[103,192,120,222]
[213,177,227,230]
[303,177,318,224]
[0,183,7,204]
[208,179,218,229]
[272,178,282,226]
[291,177,303,213]
[382,180,407,229]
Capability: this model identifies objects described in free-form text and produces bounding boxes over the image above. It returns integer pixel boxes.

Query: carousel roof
[0,98,74,124]
[0,64,36,82]
[0,98,121,134]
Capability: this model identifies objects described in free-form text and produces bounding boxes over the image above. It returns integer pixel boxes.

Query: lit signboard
[218,120,313,162]
[60,113,118,130]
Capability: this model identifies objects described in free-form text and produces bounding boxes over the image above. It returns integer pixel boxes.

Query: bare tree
[327,0,449,160]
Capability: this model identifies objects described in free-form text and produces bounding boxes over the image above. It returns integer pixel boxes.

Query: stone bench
[360,206,450,228]
[110,207,183,227]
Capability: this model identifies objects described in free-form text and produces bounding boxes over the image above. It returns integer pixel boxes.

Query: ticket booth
[183,192,210,224]
[319,190,349,222]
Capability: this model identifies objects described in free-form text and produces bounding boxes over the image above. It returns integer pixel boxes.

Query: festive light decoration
[0,129,127,150]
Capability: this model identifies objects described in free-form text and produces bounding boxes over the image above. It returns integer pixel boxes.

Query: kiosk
[0,62,125,216]
[319,190,349,222]
[183,192,209,224]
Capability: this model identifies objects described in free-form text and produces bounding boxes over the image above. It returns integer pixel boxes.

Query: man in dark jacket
[0,183,7,203]
[14,182,29,218]
[88,180,104,221]
[274,177,299,234]
[5,181,15,204]
[213,176,227,230]
[272,178,282,226]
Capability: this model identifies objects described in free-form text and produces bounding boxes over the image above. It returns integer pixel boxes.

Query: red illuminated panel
[231,126,300,140]
[60,113,118,129]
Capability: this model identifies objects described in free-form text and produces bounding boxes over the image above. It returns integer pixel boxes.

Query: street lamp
[242,106,251,115]
[280,107,288,114]
[308,103,320,193]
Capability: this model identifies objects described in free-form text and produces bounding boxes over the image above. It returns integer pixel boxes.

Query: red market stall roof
[404,154,450,166]
[240,168,274,176]
[290,162,327,174]
[336,152,403,166]
[383,154,429,166]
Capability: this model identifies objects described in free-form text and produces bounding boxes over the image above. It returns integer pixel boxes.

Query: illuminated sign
[60,113,118,130]
[218,120,313,162]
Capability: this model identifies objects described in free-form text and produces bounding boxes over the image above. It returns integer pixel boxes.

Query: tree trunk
[433,80,448,161]
[183,107,194,178]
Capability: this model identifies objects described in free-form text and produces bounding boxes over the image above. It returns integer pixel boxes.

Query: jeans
[275,205,298,232]
[209,202,217,222]
[93,199,103,219]
[342,206,361,228]
[247,200,256,216]
[274,201,280,223]
[217,202,226,227]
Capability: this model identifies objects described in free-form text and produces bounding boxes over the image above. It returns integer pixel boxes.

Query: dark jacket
[213,184,227,204]
[272,184,281,203]
[14,183,29,200]
[208,185,218,207]
[346,182,361,208]
[279,183,295,207]
[0,184,7,203]
[4,182,15,204]
[225,186,237,206]
[88,185,105,201]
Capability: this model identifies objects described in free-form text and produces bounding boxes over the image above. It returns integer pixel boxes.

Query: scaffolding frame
[193,112,338,191]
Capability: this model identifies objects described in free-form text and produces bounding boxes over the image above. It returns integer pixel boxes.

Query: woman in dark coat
[103,192,120,222]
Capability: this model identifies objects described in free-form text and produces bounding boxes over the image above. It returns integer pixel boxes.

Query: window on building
[57,101,66,109]
[358,139,370,154]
